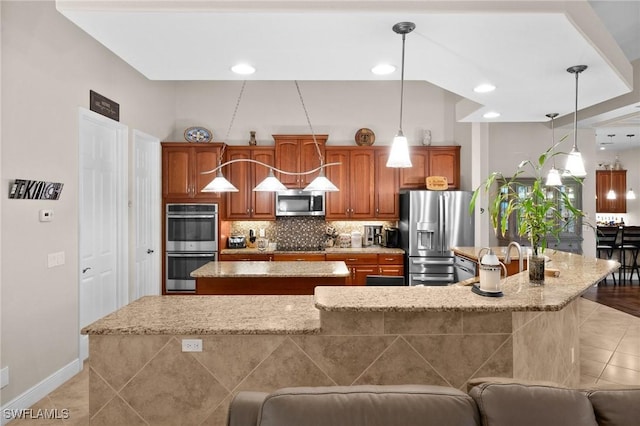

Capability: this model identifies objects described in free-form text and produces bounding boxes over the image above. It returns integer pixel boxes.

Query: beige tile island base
[83,251,618,426]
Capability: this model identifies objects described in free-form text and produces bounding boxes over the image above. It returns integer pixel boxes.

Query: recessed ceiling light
[474,84,496,93]
[600,146,606,150]
[483,111,501,119]
[231,63,256,75]
[371,63,396,75]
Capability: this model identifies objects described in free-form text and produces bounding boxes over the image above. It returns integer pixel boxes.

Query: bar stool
[618,226,640,284]
[596,226,619,285]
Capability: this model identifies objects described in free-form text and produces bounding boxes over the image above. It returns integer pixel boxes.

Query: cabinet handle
[246,209,250,214]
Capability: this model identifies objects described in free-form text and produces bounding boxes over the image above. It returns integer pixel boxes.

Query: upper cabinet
[274,134,327,188]
[596,170,627,213]
[225,146,276,220]
[162,143,223,200]
[373,148,400,219]
[325,148,375,219]
[400,146,460,189]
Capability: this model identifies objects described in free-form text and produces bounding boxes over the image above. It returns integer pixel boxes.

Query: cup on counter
[257,237,269,251]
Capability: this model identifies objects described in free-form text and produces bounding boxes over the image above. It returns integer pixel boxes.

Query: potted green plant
[470,146,585,283]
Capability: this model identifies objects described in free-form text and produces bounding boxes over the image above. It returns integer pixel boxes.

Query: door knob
[147,249,154,254]
[82,267,91,273]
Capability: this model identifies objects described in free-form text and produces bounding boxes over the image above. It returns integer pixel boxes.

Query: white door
[133,130,161,300]
[79,108,128,360]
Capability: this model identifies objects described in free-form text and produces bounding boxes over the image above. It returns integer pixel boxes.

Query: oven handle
[167,253,216,258]
[167,214,217,219]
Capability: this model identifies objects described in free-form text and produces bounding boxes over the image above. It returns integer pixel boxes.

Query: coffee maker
[363,225,383,246]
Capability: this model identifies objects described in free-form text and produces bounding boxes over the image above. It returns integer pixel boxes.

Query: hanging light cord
[295,80,324,166]
[572,70,579,150]
[218,80,247,164]
[398,32,406,133]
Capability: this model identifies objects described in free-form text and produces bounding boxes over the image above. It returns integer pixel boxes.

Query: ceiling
[55,0,640,151]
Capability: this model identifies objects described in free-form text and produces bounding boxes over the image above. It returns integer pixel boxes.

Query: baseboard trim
[0,359,81,425]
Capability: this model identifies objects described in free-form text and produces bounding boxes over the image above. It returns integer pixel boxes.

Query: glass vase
[529,254,545,284]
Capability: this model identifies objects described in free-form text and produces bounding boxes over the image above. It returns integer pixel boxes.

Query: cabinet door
[252,148,276,219]
[226,149,252,219]
[374,149,399,219]
[429,147,460,189]
[595,171,609,213]
[611,171,627,213]
[400,147,429,188]
[162,147,192,198]
[596,170,627,213]
[325,149,350,219]
[300,138,325,187]
[275,139,300,187]
[352,265,378,285]
[349,150,375,218]
[193,147,220,198]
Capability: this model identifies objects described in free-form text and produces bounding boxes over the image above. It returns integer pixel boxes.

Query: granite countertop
[315,251,619,313]
[220,247,405,255]
[81,295,320,335]
[452,246,528,261]
[83,250,619,336]
[191,260,350,278]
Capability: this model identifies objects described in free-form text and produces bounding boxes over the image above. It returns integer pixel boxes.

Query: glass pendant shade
[303,168,339,192]
[202,170,238,192]
[386,132,412,168]
[545,168,562,186]
[253,169,288,192]
[607,189,617,200]
[627,188,636,200]
[563,148,587,177]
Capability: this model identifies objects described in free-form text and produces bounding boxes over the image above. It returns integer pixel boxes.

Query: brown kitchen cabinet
[273,134,328,188]
[225,146,276,220]
[326,253,379,285]
[377,254,404,276]
[373,148,400,219]
[596,170,627,213]
[272,253,326,261]
[162,142,224,200]
[325,148,375,219]
[400,146,460,189]
[218,253,274,261]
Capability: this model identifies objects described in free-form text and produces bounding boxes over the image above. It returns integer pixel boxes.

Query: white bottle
[351,230,362,248]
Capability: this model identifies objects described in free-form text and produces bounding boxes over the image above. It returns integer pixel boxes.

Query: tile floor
[7,296,640,425]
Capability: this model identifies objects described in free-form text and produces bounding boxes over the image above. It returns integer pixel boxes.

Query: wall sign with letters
[9,179,64,200]
[90,90,120,121]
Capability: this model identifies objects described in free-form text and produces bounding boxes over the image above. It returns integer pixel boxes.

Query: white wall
[0,0,174,405]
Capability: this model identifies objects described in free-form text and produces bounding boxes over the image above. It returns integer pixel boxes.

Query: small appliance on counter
[363,225,383,246]
[384,227,400,248]
[228,235,247,249]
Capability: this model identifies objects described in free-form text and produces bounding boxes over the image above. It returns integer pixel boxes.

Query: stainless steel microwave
[275,190,325,216]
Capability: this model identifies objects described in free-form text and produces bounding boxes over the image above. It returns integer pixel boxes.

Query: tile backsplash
[226,218,396,249]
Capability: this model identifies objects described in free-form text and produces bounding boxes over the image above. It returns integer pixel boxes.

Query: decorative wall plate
[355,128,375,146]
[184,127,212,143]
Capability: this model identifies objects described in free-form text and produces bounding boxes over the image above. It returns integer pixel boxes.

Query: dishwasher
[454,255,477,282]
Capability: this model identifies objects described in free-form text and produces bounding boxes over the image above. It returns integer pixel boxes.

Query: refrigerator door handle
[438,194,445,252]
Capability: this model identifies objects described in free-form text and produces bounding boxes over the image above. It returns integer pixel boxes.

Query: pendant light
[253,169,288,192]
[386,22,415,168]
[563,65,587,177]
[627,188,636,200]
[295,81,339,192]
[544,113,562,186]
[202,81,246,193]
[606,158,616,200]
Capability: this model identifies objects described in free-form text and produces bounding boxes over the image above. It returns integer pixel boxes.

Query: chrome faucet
[504,241,524,273]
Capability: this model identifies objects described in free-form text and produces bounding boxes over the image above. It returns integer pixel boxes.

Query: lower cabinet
[325,253,404,285]
[220,252,405,286]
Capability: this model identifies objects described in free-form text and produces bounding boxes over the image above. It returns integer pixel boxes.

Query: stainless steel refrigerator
[399,190,475,286]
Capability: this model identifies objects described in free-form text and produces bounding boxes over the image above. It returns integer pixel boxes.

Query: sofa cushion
[469,381,598,426]
[228,391,269,426]
[586,387,640,426]
[257,385,480,426]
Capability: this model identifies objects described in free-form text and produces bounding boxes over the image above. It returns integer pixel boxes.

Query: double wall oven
[165,203,218,293]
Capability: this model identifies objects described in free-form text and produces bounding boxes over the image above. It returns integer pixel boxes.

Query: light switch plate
[39,209,54,222]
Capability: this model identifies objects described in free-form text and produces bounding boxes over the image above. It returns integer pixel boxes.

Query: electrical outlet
[182,339,202,352]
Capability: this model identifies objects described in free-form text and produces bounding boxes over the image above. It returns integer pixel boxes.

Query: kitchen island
[83,250,618,426]
[191,260,350,295]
